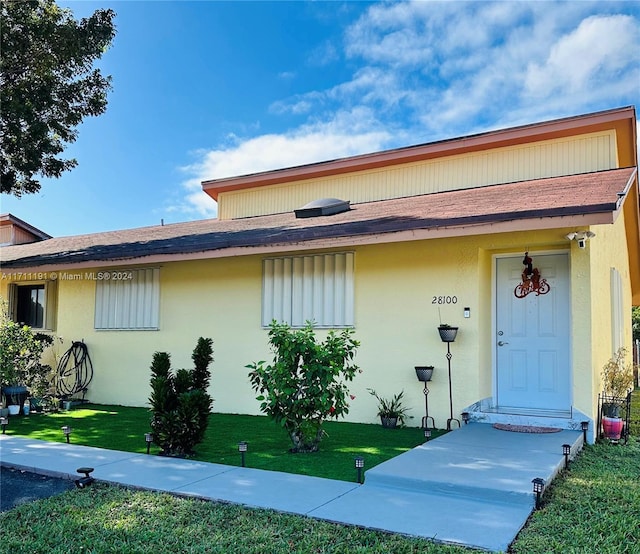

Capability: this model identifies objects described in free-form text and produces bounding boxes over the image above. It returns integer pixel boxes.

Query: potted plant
[367,388,411,428]
[415,366,434,382]
[601,347,635,440]
[438,324,458,342]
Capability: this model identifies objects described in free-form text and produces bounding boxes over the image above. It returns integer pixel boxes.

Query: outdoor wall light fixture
[61,425,72,443]
[461,412,470,425]
[145,433,153,455]
[424,428,432,441]
[75,466,95,489]
[565,231,595,249]
[562,444,571,469]
[580,421,589,444]
[238,441,248,467]
[532,477,545,510]
[0,416,8,434]
[354,455,365,484]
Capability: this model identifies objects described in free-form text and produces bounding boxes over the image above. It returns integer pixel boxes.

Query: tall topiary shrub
[248,321,360,453]
[149,338,213,456]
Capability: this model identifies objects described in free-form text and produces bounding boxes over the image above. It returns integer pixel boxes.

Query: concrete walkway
[0,423,582,552]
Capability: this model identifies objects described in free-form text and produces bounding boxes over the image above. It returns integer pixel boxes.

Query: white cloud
[525,15,639,97]
[171,1,640,218]
[171,109,391,218]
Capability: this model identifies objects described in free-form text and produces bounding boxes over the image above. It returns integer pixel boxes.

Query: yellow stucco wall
[588,207,634,415]
[4,227,611,426]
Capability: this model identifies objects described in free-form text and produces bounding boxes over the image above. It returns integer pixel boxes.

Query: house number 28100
[432,295,458,304]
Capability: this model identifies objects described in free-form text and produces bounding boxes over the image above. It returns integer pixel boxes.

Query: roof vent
[294,198,350,219]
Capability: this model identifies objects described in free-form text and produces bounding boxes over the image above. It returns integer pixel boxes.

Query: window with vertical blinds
[262,252,354,328]
[94,268,160,330]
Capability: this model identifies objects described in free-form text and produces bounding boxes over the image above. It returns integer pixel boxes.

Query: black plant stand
[422,381,435,429]
[444,341,460,430]
[415,366,435,429]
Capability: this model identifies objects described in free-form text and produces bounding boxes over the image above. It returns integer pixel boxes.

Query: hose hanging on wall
[55,341,94,401]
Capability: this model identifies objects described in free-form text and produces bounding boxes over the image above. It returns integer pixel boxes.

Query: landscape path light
[75,467,95,489]
[145,433,153,454]
[62,425,72,443]
[238,441,248,467]
[532,477,545,510]
[0,416,7,434]
[580,421,589,444]
[354,456,365,484]
[562,444,571,469]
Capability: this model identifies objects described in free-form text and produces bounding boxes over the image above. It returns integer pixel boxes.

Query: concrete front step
[463,398,592,437]
[364,423,582,508]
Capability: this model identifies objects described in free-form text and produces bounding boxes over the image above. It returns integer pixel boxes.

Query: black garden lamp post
[424,428,432,442]
[61,425,72,444]
[580,421,589,444]
[238,441,248,467]
[354,455,365,484]
[532,477,545,510]
[562,444,571,469]
[461,412,470,425]
[0,416,7,434]
[145,433,153,455]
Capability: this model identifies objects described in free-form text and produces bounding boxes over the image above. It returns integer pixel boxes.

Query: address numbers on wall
[432,295,458,305]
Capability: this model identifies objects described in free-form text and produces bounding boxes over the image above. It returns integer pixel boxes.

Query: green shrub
[0,304,54,401]
[248,321,359,453]
[148,338,213,456]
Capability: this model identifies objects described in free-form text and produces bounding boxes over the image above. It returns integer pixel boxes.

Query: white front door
[495,253,571,412]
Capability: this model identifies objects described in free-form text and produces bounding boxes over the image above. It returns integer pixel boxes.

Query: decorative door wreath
[514,252,550,298]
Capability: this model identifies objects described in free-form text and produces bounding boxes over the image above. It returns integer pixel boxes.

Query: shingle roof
[0,167,635,270]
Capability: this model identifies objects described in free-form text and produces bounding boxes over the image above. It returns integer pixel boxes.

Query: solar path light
[532,477,545,510]
[562,444,571,469]
[580,421,589,444]
[354,456,365,484]
[238,441,248,467]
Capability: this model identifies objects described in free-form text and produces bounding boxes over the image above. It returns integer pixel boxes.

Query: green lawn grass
[4,405,439,482]
[0,483,473,554]
[3,392,639,553]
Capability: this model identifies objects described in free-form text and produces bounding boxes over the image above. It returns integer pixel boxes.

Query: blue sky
[2,0,639,237]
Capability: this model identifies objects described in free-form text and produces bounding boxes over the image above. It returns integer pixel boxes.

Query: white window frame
[262,252,354,328]
[94,268,160,330]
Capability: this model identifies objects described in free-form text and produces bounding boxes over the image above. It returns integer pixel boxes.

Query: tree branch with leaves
[0,0,116,196]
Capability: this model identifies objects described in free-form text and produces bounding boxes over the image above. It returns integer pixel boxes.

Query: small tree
[0,303,53,395]
[149,338,213,457]
[248,321,360,453]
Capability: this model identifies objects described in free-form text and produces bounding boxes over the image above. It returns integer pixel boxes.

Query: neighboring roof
[0,213,52,241]
[202,106,638,200]
[0,167,635,270]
